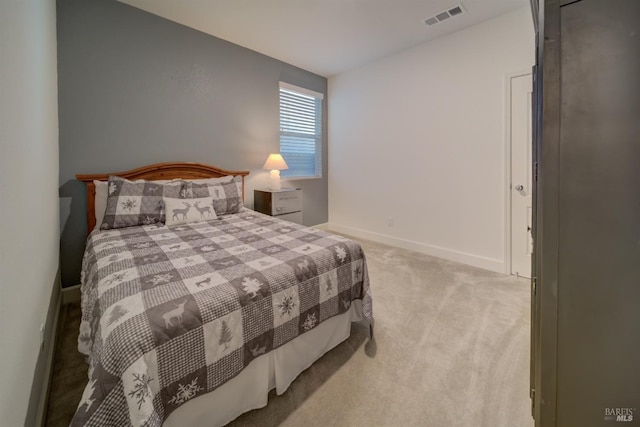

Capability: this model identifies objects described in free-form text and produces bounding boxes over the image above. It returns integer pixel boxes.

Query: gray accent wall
[57,0,328,287]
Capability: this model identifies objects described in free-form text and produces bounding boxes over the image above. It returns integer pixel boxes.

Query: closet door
[556,1,640,426]
[535,1,640,426]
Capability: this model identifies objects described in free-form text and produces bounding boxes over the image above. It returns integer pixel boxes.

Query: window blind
[279,83,323,178]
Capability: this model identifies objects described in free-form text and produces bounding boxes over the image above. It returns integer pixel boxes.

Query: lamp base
[268,170,282,190]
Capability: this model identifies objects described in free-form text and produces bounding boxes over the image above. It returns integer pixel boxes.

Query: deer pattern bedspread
[72,210,373,426]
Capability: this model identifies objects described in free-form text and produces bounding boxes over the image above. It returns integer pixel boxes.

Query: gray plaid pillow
[161,180,190,199]
[180,175,243,215]
[100,176,165,230]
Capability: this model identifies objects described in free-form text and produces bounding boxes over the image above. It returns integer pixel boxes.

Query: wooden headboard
[76,162,250,234]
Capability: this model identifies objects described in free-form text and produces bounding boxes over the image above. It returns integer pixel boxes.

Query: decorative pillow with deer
[163,196,218,226]
[179,175,244,216]
[101,176,165,230]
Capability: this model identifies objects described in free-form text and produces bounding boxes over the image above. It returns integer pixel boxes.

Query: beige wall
[0,0,60,424]
[328,7,534,272]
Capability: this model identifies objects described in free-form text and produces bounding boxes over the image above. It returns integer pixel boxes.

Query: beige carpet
[47,237,533,427]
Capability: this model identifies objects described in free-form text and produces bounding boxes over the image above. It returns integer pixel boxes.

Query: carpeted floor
[46,300,86,427]
[46,237,533,427]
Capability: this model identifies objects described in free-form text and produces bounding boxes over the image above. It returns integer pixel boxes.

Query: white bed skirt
[164,300,364,427]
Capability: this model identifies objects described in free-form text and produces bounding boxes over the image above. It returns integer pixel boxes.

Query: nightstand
[254,188,303,224]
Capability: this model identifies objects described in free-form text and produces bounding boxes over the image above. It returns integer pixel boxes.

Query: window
[279,82,324,179]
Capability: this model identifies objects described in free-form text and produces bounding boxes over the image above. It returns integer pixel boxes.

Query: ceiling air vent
[424,4,466,26]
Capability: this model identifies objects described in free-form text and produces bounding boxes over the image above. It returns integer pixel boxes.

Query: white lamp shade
[263,153,289,171]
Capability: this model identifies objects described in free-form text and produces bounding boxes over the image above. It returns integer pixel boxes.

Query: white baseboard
[327,222,505,274]
[312,222,330,231]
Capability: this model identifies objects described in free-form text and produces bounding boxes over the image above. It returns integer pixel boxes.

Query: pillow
[191,175,243,215]
[93,176,237,228]
[100,176,165,230]
[94,180,108,229]
[94,178,175,229]
[169,175,243,216]
[164,196,218,226]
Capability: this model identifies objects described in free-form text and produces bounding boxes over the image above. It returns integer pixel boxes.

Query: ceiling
[118,0,529,77]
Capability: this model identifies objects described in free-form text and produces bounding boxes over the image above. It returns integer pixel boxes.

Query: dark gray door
[543,1,640,426]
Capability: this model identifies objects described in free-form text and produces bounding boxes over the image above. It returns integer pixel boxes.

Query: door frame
[504,70,534,276]
[535,1,561,424]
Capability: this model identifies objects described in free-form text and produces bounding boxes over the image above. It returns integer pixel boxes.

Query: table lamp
[263,153,289,190]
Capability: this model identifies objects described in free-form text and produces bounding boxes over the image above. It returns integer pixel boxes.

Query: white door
[510,74,533,278]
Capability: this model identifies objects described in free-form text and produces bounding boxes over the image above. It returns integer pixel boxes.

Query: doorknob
[515,184,524,191]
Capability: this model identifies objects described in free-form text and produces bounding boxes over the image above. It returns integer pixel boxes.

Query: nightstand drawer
[272,190,302,215]
[254,188,302,216]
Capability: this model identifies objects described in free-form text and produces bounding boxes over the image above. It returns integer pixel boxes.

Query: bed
[71,162,373,426]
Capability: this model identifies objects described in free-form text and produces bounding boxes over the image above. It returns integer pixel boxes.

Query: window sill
[281,175,322,181]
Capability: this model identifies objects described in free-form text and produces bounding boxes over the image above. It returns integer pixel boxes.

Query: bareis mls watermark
[604,408,635,422]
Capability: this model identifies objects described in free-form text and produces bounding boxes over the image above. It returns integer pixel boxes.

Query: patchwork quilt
[72,209,373,426]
